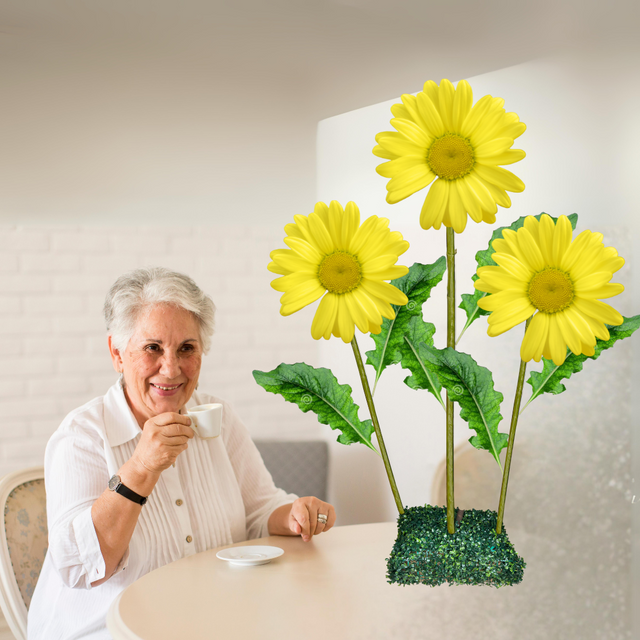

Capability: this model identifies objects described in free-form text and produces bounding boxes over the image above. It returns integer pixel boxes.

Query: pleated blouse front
[28,381,297,640]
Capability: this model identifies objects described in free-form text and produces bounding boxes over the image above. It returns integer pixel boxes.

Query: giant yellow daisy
[268,201,410,343]
[474,214,625,366]
[374,79,526,234]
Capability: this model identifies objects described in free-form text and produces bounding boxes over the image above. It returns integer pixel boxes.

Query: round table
[107,522,434,640]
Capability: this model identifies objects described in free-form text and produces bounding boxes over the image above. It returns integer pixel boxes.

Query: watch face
[108,475,121,491]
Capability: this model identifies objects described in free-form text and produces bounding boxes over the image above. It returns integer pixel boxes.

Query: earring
[119,372,125,388]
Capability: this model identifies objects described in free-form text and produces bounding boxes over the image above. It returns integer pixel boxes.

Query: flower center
[527,267,575,313]
[426,133,475,180]
[317,251,362,294]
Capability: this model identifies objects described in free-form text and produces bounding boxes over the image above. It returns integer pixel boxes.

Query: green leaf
[398,316,444,409]
[523,315,640,410]
[457,213,579,342]
[365,257,446,392]
[253,363,378,452]
[405,344,508,466]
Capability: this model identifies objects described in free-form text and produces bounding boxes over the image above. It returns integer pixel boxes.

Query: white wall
[0,224,325,475]
[317,48,639,637]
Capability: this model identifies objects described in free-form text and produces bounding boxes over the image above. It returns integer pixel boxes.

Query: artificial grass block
[386,505,525,587]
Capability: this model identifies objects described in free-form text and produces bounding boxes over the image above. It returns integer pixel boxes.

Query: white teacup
[186,403,223,439]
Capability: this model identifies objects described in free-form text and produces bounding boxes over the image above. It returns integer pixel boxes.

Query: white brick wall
[0,224,324,475]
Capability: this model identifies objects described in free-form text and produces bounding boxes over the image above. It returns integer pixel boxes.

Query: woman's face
[109,304,203,426]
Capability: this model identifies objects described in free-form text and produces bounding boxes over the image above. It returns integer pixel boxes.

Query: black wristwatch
[108,475,148,506]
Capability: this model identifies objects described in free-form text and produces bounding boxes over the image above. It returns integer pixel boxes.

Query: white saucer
[216,545,284,566]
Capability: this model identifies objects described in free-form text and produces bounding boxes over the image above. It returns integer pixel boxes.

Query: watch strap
[110,476,148,506]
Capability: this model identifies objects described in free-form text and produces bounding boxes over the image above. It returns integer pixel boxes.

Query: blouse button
[175,499,183,506]
[186,535,193,543]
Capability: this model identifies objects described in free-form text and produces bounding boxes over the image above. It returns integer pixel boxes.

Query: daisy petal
[416,92,445,137]
[546,314,569,365]
[574,271,617,292]
[308,212,334,255]
[447,181,468,233]
[490,253,533,280]
[465,174,498,214]
[579,312,610,341]
[521,312,549,362]
[477,289,527,312]
[536,214,555,264]
[575,283,624,299]
[386,165,436,203]
[474,137,515,160]
[376,155,427,179]
[457,178,483,223]
[460,94,493,138]
[344,292,370,333]
[376,134,425,158]
[420,178,448,230]
[390,118,432,147]
[555,311,582,355]
[341,201,359,248]
[437,79,455,131]
[559,229,598,272]
[311,293,337,340]
[473,164,525,193]
[360,278,408,306]
[271,252,317,274]
[572,297,624,326]
[452,79,473,130]
[475,266,527,292]
[487,298,535,329]
[353,288,383,327]
[280,282,325,315]
[284,236,323,263]
[564,306,595,347]
[551,215,573,265]
[336,296,355,343]
[479,178,511,208]
[271,271,316,292]
[478,149,526,166]
[515,227,545,271]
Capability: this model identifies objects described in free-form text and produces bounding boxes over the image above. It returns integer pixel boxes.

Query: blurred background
[0,0,638,638]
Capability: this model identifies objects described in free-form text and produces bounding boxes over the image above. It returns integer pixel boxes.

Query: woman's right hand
[130,412,195,476]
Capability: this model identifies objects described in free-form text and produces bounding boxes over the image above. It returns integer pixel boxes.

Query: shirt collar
[103,378,143,447]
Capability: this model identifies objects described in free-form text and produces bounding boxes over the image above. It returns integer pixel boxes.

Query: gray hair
[104,267,216,354]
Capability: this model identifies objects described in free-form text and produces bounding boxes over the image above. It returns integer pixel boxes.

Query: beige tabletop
[106,522,441,640]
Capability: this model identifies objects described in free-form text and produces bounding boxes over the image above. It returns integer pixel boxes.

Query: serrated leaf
[253,363,378,452]
[457,213,579,338]
[365,257,446,392]
[406,344,507,466]
[398,315,444,409]
[523,315,640,410]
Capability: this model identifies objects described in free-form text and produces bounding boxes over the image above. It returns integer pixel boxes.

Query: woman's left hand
[288,496,336,542]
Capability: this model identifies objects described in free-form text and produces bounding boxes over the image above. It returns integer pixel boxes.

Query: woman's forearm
[90,458,159,586]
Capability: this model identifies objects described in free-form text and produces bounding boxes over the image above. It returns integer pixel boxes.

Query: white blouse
[28,381,298,640]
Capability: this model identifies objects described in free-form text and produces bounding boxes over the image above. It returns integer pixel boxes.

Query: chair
[254,441,329,502]
[0,467,47,640]
[431,440,505,510]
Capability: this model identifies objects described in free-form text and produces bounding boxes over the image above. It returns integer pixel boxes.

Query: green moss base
[386,505,525,587]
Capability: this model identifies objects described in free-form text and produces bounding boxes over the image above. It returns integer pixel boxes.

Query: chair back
[0,467,47,640]
[254,441,329,502]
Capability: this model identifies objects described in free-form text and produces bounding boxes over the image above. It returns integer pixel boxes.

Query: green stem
[350,334,404,515]
[496,317,531,535]
[446,227,456,534]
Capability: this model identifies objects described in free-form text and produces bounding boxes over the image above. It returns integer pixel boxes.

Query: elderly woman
[28,267,336,640]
